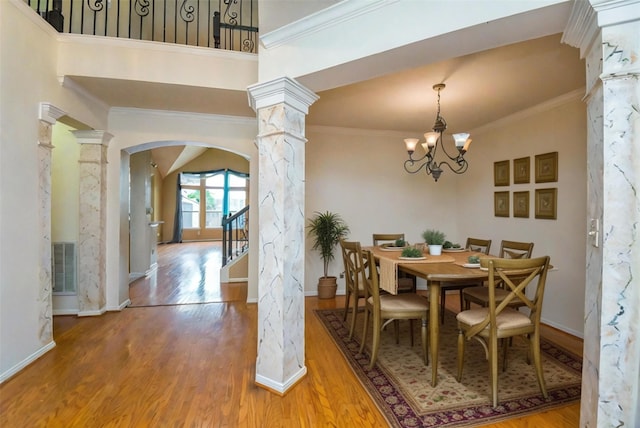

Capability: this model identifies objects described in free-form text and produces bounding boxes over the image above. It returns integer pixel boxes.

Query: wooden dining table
[367,246,491,387]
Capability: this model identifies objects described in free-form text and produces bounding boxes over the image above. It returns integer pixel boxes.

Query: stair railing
[221,204,249,266]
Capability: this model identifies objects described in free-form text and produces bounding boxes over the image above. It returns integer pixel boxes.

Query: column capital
[247,77,319,114]
[72,130,113,146]
[39,102,66,125]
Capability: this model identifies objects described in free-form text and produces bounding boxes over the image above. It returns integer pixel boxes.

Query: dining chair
[456,255,550,407]
[439,237,492,323]
[372,233,416,293]
[359,247,429,369]
[340,239,368,339]
[462,240,534,310]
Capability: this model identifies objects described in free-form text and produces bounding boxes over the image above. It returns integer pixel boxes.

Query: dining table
[367,245,492,387]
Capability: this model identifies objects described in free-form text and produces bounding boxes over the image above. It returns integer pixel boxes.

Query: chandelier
[403,83,472,182]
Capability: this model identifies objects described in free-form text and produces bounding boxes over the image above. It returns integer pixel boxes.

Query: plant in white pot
[422,229,446,256]
[307,211,350,299]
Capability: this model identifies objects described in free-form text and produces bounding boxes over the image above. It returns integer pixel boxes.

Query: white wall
[456,93,587,336]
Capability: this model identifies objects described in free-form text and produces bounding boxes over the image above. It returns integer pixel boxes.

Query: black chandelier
[403,83,472,182]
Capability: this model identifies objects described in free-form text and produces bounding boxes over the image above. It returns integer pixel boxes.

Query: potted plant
[422,229,446,256]
[307,211,350,299]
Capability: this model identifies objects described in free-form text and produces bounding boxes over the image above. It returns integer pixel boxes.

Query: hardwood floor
[0,242,582,427]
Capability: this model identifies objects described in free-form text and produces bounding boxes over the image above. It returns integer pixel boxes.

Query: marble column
[72,130,113,316]
[37,103,66,344]
[247,77,319,394]
[564,1,640,426]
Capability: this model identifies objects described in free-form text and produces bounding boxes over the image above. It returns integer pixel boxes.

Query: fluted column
[72,130,113,316]
[247,77,319,394]
[564,1,639,425]
[37,103,65,344]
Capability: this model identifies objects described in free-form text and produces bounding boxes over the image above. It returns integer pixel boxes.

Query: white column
[593,2,640,425]
[72,130,113,316]
[247,77,318,394]
[37,102,66,344]
[564,1,640,426]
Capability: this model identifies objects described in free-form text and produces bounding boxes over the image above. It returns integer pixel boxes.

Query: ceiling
[67,31,585,177]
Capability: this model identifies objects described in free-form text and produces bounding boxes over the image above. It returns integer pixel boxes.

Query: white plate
[442,248,465,253]
[463,263,480,268]
[479,267,488,271]
[398,256,426,260]
[380,246,405,251]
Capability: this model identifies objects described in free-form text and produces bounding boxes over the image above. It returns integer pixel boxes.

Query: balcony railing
[25,0,259,53]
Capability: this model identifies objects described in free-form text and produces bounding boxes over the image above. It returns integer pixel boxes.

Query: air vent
[52,242,76,294]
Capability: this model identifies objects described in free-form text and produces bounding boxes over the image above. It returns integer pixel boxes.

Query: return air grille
[52,242,76,294]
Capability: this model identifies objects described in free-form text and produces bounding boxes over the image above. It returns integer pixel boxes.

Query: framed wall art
[535,152,558,183]
[494,191,510,217]
[513,157,530,184]
[494,160,510,186]
[535,188,557,219]
[513,191,529,218]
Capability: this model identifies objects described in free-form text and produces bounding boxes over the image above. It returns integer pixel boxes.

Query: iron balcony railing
[221,205,248,267]
[25,0,259,53]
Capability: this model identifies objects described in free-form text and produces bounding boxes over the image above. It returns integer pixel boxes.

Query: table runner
[374,250,455,294]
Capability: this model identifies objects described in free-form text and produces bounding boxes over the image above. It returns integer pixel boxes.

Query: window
[180,170,248,233]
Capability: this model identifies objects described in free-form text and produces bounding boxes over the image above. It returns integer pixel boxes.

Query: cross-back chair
[340,239,368,339]
[439,237,492,323]
[372,233,416,293]
[456,255,551,407]
[462,240,534,310]
[359,248,429,369]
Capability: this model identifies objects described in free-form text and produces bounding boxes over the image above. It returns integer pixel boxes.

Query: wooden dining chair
[456,255,550,407]
[438,237,491,323]
[359,248,429,369]
[372,233,416,293]
[340,239,368,339]
[462,240,534,310]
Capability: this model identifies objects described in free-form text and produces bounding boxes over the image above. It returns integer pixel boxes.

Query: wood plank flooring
[0,242,582,427]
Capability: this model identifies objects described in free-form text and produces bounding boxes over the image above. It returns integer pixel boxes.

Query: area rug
[314,308,582,427]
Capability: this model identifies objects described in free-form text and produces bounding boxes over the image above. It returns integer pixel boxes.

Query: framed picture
[513,157,530,184]
[535,152,558,183]
[494,191,510,217]
[535,188,557,219]
[513,191,529,218]
[494,160,510,186]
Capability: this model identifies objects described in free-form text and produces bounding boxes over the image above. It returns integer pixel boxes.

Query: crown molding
[260,0,397,50]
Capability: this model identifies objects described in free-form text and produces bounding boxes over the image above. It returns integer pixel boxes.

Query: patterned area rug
[315,308,582,427]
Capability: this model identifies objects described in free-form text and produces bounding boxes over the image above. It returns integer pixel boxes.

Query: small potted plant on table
[307,211,350,299]
[422,229,446,256]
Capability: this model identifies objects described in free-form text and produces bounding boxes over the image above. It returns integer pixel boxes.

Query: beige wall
[305,93,586,337]
[161,149,250,242]
[51,122,81,314]
[0,0,109,378]
[456,94,586,336]
[305,126,460,295]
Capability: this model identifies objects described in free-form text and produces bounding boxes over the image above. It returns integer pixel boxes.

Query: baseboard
[53,309,79,316]
[0,340,56,384]
[227,278,248,283]
[541,317,584,339]
[255,366,307,395]
[77,308,107,317]
[106,299,131,311]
